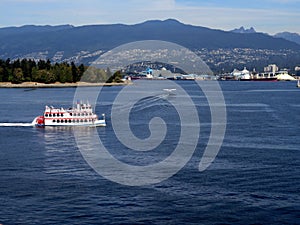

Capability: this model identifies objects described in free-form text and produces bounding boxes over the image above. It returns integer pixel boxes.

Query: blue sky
[0,0,299,34]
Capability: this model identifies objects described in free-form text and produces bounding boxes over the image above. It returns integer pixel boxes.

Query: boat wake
[0,122,35,127]
[112,92,174,113]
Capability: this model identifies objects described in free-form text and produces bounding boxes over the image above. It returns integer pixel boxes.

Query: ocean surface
[0,81,299,224]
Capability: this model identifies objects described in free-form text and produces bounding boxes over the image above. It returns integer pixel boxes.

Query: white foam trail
[0,122,35,127]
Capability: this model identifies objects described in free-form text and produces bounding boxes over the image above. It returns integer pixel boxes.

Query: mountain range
[274,32,300,45]
[0,19,299,66]
[230,26,300,46]
[230,26,256,34]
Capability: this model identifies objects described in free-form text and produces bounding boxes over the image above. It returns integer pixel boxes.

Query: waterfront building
[264,64,279,75]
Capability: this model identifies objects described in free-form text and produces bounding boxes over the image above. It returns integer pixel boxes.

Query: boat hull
[240,78,277,81]
[34,119,106,127]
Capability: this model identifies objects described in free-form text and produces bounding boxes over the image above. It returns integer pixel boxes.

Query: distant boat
[163,88,176,92]
[163,88,176,95]
[240,77,277,81]
[240,72,278,81]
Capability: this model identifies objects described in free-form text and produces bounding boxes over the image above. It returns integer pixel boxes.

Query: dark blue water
[0,81,299,224]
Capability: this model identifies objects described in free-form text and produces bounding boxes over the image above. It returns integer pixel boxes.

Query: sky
[0,0,299,34]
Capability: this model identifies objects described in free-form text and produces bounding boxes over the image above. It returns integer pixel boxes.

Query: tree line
[0,58,121,84]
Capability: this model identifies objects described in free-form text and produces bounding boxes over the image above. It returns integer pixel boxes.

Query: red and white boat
[33,101,106,127]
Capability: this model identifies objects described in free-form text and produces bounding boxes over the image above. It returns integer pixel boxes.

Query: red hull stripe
[44,118,96,120]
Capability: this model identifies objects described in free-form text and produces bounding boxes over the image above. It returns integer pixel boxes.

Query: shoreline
[0,81,131,88]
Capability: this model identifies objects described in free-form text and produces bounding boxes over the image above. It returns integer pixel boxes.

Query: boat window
[69,120,71,123]
[84,119,87,122]
[53,120,56,123]
[57,120,60,123]
[70,113,72,116]
[80,119,83,123]
[61,114,64,117]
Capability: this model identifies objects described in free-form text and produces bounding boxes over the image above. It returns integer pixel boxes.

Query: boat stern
[33,116,45,127]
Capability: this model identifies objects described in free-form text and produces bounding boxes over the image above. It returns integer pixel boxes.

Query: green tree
[46,59,51,70]
[0,67,4,82]
[31,67,39,82]
[106,67,112,78]
[78,64,85,80]
[80,67,97,82]
[58,63,72,83]
[71,62,78,82]
[0,58,115,84]
[38,60,47,70]
[21,59,31,81]
[11,67,24,84]
[13,59,21,69]
[106,71,123,83]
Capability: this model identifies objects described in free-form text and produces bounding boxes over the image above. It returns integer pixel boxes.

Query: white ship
[33,101,106,127]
